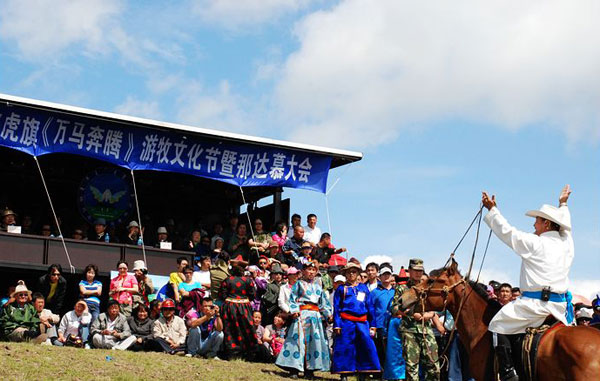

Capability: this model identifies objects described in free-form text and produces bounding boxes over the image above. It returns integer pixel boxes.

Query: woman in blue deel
[275,261,332,379]
[332,262,381,380]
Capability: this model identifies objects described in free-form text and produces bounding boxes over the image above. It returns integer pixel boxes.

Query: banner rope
[33,156,75,273]
[323,163,352,260]
[130,170,147,270]
[239,186,260,256]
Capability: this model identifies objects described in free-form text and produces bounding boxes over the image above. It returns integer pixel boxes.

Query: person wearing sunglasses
[0,281,42,342]
[37,264,67,315]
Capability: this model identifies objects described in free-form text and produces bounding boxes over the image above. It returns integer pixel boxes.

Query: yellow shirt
[169,272,183,286]
[47,282,57,302]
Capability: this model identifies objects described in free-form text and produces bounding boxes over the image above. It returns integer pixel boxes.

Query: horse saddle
[515,317,564,381]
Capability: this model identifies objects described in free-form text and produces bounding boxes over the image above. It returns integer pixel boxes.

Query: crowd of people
[1,209,599,381]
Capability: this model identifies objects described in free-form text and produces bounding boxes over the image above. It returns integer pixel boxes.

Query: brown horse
[401,259,600,381]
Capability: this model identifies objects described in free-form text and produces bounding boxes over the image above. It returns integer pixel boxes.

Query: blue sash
[522,290,574,324]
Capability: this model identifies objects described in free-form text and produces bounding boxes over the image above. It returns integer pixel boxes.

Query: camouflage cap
[408,258,424,270]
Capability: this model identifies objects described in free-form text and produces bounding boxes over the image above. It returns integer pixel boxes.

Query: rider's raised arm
[558,184,572,234]
[484,207,540,259]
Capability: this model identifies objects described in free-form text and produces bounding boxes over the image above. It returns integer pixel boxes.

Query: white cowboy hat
[525,204,571,230]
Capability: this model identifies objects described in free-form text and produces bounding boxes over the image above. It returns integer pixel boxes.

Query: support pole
[273,190,282,223]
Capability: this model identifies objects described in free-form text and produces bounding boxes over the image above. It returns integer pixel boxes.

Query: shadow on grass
[261,368,291,378]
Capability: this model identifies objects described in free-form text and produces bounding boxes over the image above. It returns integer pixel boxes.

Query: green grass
[0,342,346,380]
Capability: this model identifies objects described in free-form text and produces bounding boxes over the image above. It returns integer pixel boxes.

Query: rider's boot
[494,333,519,381]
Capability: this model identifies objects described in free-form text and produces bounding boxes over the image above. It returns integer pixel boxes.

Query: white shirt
[484,206,573,293]
[107,317,117,331]
[58,310,91,337]
[303,225,322,245]
[192,270,211,297]
[278,282,294,313]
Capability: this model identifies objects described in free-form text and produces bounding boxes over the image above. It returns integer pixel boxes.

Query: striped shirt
[79,280,102,306]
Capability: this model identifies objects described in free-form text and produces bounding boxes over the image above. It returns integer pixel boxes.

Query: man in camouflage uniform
[390,258,440,381]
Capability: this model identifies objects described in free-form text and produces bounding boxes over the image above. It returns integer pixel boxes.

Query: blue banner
[0,103,332,192]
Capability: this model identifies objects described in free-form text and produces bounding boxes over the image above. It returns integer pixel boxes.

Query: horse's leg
[468,334,495,381]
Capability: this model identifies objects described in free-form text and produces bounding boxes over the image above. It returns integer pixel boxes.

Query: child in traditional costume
[332,262,381,380]
[276,262,332,379]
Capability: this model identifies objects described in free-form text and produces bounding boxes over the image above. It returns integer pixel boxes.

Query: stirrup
[500,367,519,381]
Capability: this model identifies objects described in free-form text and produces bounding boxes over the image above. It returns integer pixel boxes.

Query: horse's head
[407,258,466,313]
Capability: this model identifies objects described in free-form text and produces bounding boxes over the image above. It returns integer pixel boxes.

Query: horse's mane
[430,266,502,310]
[467,281,501,309]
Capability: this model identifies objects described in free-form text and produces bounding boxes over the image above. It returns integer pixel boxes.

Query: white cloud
[114,96,162,120]
[175,80,254,134]
[570,279,600,303]
[276,0,600,148]
[192,0,316,31]
[0,0,185,77]
[363,255,393,267]
[0,0,122,60]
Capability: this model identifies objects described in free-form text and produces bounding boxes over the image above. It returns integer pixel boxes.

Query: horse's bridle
[410,274,469,366]
[412,276,467,309]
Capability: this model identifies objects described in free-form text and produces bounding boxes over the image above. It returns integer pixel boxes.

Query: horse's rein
[413,276,469,364]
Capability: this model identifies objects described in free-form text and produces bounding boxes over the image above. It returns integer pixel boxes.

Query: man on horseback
[481,185,574,381]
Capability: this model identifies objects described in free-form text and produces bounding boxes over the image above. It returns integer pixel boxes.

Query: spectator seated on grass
[262,312,288,361]
[32,292,60,344]
[127,304,158,352]
[55,300,91,348]
[0,281,43,343]
[90,299,134,350]
[186,297,224,358]
[152,298,187,354]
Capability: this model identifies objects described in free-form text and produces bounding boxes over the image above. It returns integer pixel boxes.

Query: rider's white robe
[484,206,574,334]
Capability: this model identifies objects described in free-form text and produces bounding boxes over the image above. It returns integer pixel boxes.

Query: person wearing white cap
[366,263,402,379]
[482,185,574,381]
[132,260,154,308]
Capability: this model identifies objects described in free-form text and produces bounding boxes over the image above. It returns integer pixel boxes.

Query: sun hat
[2,208,16,217]
[525,204,571,230]
[341,262,362,274]
[10,280,32,298]
[127,221,139,229]
[132,260,147,272]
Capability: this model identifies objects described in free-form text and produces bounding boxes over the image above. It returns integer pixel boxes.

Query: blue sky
[0,0,598,298]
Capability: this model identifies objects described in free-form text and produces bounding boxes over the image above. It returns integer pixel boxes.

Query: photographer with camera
[185,297,224,359]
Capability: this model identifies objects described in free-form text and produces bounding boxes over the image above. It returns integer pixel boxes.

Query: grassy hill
[0,342,343,380]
